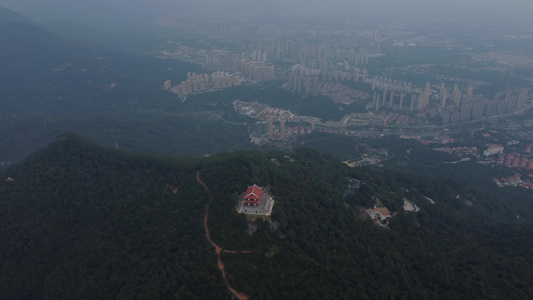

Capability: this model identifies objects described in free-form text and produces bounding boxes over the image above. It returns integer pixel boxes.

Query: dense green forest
[1,134,533,299]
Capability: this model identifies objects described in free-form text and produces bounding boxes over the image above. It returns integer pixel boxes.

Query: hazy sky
[2,0,533,27]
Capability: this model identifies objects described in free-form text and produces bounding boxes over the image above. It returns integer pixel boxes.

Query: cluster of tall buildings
[372,91,408,111]
[287,65,320,96]
[245,24,384,65]
[276,43,372,97]
[211,72,241,89]
[248,39,298,61]
[246,63,275,82]
[293,46,369,74]
[368,76,412,93]
[287,64,365,96]
[290,75,320,96]
[254,118,312,141]
[250,49,267,62]
[203,52,275,82]
[345,49,370,66]
[204,51,236,70]
[369,79,529,124]
[439,85,528,124]
[194,35,376,98]
[181,73,208,94]
[295,46,370,70]
[443,96,485,123]
[367,75,414,111]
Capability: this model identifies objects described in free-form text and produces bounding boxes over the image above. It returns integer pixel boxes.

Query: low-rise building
[483,144,504,156]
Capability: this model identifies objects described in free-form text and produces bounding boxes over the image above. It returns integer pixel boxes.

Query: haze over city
[1,0,533,299]
[2,0,533,27]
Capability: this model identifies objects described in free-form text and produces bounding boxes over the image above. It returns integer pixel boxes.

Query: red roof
[244,184,263,203]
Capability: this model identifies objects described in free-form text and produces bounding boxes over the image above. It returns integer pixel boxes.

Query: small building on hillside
[239,184,274,216]
[244,184,263,206]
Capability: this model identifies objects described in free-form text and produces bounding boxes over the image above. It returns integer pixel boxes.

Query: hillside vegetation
[1,135,532,299]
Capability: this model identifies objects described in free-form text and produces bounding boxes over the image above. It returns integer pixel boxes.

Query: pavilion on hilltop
[244,184,263,206]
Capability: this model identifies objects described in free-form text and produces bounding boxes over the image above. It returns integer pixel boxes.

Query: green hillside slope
[1,135,532,299]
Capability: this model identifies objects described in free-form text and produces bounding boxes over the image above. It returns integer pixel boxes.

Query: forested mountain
[0,135,225,299]
[43,19,160,54]
[1,135,532,299]
[0,6,34,24]
[0,14,179,114]
[0,7,247,164]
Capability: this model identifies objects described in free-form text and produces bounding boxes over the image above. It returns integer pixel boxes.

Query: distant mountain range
[0,1,157,32]
[0,6,251,168]
[0,6,188,95]
[0,6,34,24]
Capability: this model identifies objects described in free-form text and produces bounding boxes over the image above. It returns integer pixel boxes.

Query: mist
[2,0,532,30]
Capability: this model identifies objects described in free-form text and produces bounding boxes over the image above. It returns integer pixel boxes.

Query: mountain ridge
[1,135,532,299]
[0,6,34,24]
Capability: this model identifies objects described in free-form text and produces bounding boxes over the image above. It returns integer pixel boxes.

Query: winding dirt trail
[196,171,250,300]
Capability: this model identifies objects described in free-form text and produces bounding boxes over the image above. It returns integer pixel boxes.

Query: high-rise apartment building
[439,82,447,110]
[267,118,274,140]
[453,84,461,106]
[280,119,286,140]
[467,85,474,97]
[518,89,528,110]
[418,82,431,111]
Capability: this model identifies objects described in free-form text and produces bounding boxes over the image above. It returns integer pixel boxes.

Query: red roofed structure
[244,184,263,206]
